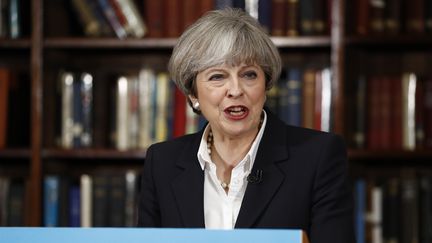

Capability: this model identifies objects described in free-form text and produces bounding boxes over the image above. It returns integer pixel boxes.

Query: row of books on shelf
[353,0,432,35]
[0,177,26,226]
[43,171,140,227]
[354,170,432,243]
[57,68,206,150]
[0,0,23,39]
[267,67,333,132]
[71,0,146,38]
[352,73,432,150]
[70,0,331,39]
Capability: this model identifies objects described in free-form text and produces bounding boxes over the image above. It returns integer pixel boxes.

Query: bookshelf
[0,0,431,238]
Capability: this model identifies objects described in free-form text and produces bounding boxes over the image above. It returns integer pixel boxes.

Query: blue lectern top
[0,227,308,243]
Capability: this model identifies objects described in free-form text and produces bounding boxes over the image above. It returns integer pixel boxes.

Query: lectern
[0,228,309,243]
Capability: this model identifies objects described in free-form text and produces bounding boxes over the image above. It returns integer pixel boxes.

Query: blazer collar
[235,111,290,228]
[171,130,206,228]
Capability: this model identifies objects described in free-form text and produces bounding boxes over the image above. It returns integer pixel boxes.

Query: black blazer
[138,111,355,243]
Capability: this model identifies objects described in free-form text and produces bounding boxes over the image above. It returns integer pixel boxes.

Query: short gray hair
[168,8,282,98]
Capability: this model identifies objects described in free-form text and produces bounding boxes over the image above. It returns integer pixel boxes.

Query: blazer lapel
[235,112,290,228]
[171,132,206,228]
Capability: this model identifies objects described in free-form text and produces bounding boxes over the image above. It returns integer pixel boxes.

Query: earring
[193,101,200,110]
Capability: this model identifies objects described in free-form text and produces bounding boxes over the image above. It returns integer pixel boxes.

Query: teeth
[229,107,244,112]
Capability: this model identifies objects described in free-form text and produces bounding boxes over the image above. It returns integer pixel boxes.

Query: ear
[188,95,198,104]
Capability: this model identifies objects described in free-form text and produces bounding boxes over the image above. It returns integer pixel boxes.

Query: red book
[198,0,214,17]
[144,0,164,37]
[302,68,316,129]
[286,0,299,36]
[0,68,10,149]
[356,0,370,35]
[405,0,425,33]
[182,0,198,32]
[164,0,181,37]
[271,0,286,36]
[391,76,403,149]
[173,87,186,138]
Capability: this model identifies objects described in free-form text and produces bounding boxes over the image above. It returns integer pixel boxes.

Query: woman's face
[191,63,266,138]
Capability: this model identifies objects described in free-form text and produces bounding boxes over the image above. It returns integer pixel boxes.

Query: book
[355,0,370,35]
[92,174,109,227]
[402,73,417,150]
[258,0,272,33]
[164,0,181,37]
[271,0,285,36]
[405,0,425,33]
[354,179,366,243]
[302,68,315,129]
[124,170,138,227]
[286,0,299,36]
[369,0,385,34]
[0,0,7,37]
[155,72,170,143]
[115,76,129,150]
[384,0,401,34]
[400,171,419,243]
[279,68,302,126]
[299,0,314,35]
[80,174,92,227]
[80,72,93,147]
[319,68,332,132]
[173,87,187,138]
[245,0,259,19]
[426,0,432,32]
[109,174,126,226]
[419,175,432,243]
[7,179,25,226]
[353,75,366,149]
[71,0,102,36]
[424,78,432,148]
[97,0,127,38]
[144,0,164,37]
[112,0,146,38]
[138,68,156,148]
[8,0,20,38]
[382,177,400,243]
[391,76,402,149]
[0,177,10,226]
[59,71,75,149]
[69,185,80,227]
[0,68,9,149]
[44,176,60,227]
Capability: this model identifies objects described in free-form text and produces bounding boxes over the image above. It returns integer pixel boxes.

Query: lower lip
[224,109,249,121]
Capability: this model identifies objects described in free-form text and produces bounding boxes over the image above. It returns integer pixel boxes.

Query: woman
[138,8,354,243]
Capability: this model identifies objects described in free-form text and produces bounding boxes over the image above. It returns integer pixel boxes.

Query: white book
[402,73,417,150]
[60,72,74,149]
[80,174,92,227]
[116,76,129,150]
[114,0,147,38]
[320,68,332,132]
[127,75,139,148]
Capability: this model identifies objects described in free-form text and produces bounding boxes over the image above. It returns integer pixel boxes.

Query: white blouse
[196,111,267,229]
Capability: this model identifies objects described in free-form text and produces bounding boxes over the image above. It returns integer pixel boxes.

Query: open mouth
[224,106,249,119]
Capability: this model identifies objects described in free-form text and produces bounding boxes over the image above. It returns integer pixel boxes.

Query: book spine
[245,0,259,19]
[116,76,129,150]
[285,68,302,127]
[354,179,366,243]
[114,0,146,38]
[384,0,401,34]
[426,0,432,32]
[164,0,181,37]
[354,75,366,149]
[80,174,92,227]
[109,175,126,227]
[144,0,164,37]
[300,0,314,35]
[69,185,80,227]
[391,76,403,149]
[155,73,169,143]
[97,0,127,38]
[356,0,370,35]
[320,68,332,132]
[401,171,419,243]
[80,72,93,147]
[0,68,10,149]
[127,75,139,148]
[0,177,10,226]
[72,74,83,148]
[405,0,425,33]
[258,0,271,33]
[369,0,385,33]
[138,68,156,148]
[9,0,20,39]
[402,73,417,150]
[302,68,315,129]
[173,87,187,138]
[7,180,25,226]
[424,78,432,148]
[60,72,74,149]
[271,0,286,36]
[71,0,102,36]
[124,170,137,227]
[92,174,108,227]
[286,0,299,36]
[43,176,59,227]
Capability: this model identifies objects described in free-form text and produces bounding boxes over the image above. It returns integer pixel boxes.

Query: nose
[227,77,243,98]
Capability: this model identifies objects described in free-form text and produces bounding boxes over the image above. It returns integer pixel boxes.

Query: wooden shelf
[43,36,331,49]
[42,148,147,160]
[348,149,432,161]
[0,39,31,48]
[0,148,31,159]
[345,35,432,47]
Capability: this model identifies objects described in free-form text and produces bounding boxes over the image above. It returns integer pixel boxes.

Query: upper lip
[224,105,248,111]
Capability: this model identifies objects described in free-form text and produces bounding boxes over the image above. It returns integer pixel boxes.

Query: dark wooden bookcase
[1,0,431,229]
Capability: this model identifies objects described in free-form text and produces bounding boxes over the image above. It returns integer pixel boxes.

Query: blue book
[258,0,271,32]
[278,68,302,126]
[354,179,366,243]
[69,185,80,227]
[44,176,60,227]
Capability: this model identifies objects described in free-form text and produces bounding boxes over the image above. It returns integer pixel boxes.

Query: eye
[243,70,257,79]
[209,73,225,81]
